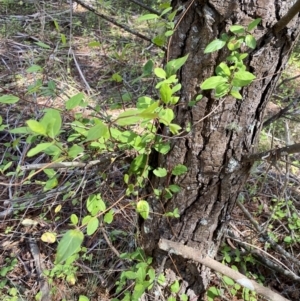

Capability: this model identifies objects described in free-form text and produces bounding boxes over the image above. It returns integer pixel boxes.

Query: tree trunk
[140,0,300,299]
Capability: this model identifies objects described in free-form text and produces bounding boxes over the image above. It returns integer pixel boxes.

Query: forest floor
[0,1,300,301]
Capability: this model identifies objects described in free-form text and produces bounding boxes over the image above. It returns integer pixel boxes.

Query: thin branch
[236,200,300,268]
[243,143,300,163]
[263,97,300,128]
[128,0,160,15]
[73,0,155,45]
[277,74,300,88]
[158,238,289,301]
[226,230,300,282]
[272,0,300,33]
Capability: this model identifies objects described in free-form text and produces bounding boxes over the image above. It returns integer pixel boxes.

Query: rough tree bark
[140,0,300,299]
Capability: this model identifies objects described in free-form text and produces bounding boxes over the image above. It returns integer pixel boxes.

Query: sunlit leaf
[41,232,56,244]
[66,93,85,110]
[204,39,226,53]
[137,200,150,219]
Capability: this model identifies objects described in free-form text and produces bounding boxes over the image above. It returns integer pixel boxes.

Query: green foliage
[201,19,261,99]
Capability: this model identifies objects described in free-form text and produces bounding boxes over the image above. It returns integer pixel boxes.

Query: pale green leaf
[0,95,19,104]
[87,217,99,236]
[26,64,43,73]
[68,145,84,158]
[137,14,159,21]
[70,214,78,225]
[232,71,256,87]
[104,209,114,224]
[40,109,62,138]
[86,122,108,141]
[170,280,180,293]
[229,25,245,34]
[55,229,84,264]
[169,123,181,134]
[26,120,47,135]
[35,41,51,49]
[247,18,261,31]
[245,34,256,49]
[27,142,53,157]
[200,76,228,90]
[160,83,172,104]
[88,41,101,47]
[79,295,89,301]
[172,164,187,176]
[66,93,85,110]
[153,167,167,177]
[136,200,150,219]
[204,39,226,53]
[154,67,166,79]
[116,109,142,126]
[165,54,189,77]
[230,90,243,99]
[41,232,56,243]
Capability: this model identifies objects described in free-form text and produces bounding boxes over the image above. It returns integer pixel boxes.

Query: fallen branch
[158,238,289,301]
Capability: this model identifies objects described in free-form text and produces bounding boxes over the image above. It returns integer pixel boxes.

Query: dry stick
[226,230,300,281]
[236,201,300,268]
[158,238,289,301]
[28,237,50,301]
[73,0,155,45]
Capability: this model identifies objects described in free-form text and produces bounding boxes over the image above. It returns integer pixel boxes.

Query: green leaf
[204,39,226,53]
[165,54,189,77]
[284,236,292,243]
[66,93,85,110]
[159,108,174,125]
[216,62,231,77]
[170,280,180,293]
[160,84,172,104]
[222,275,235,286]
[169,123,181,134]
[68,145,84,158]
[26,120,47,135]
[169,185,181,193]
[247,18,261,31]
[86,122,108,141]
[87,194,106,216]
[137,14,159,21]
[232,71,256,87]
[27,142,53,157]
[79,295,89,301]
[35,41,51,49]
[229,25,245,34]
[230,90,242,99]
[143,60,154,75]
[154,67,166,79]
[88,41,101,47]
[70,214,78,225]
[41,109,62,138]
[124,271,137,279]
[136,200,150,219]
[215,83,230,98]
[55,229,84,264]
[207,286,221,299]
[116,109,142,126]
[0,95,19,104]
[153,167,167,177]
[172,164,187,176]
[26,64,43,73]
[111,73,122,82]
[227,39,242,51]
[154,141,170,155]
[82,215,92,226]
[200,76,228,90]
[180,294,188,301]
[87,217,99,236]
[104,209,114,224]
[245,34,256,49]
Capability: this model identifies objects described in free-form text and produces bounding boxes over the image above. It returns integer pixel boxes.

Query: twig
[101,227,120,257]
[128,0,160,15]
[226,230,300,281]
[158,238,289,301]
[28,237,50,301]
[73,0,155,45]
[237,200,300,268]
